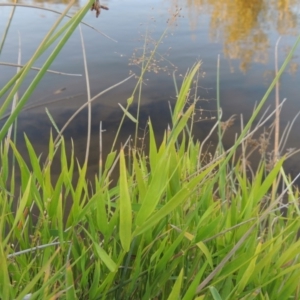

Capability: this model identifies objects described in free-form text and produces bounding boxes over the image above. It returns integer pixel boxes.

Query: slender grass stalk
[0,62,82,76]
[274,37,281,161]
[280,167,300,215]
[195,99,285,180]
[279,110,300,153]
[111,27,169,151]
[216,55,222,151]
[7,241,67,258]
[99,121,103,179]
[271,37,282,203]
[0,3,16,55]
[6,32,21,151]
[0,93,84,121]
[52,75,134,146]
[79,25,92,165]
[134,29,148,148]
[198,110,222,168]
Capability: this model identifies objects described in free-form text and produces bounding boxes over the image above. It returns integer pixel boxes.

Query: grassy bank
[1,1,300,299]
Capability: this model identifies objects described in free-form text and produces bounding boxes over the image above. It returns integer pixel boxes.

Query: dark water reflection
[1,0,300,182]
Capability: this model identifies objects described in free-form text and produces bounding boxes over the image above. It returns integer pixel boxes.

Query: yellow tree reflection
[171,0,299,72]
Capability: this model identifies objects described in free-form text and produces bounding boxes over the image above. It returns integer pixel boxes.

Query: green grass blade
[168,104,195,145]
[254,157,285,201]
[172,63,200,124]
[24,135,43,185]
[134,160,221,236]
[15,248,60,300]
[65,261,77,300]
[236,242,262,294]
[81,227,117,272]
[119,148,132,252]
[148,119,158,170]
[45,108,60,134]
[167,269,184,300]
[0,235,11,299]
[182,262,209,300]
[209,286,223,300]
[135,156,170,226]
[118,103,138,123]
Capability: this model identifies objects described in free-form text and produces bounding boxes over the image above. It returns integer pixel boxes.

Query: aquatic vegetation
[1,1,300,299]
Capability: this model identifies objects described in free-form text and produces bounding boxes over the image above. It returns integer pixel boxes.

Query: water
[1,0,300,181]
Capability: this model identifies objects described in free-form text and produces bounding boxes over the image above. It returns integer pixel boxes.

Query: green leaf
[0,143,9,183]
[168,104,195,145]
[196,241,214,270]
[89,261,101,299]
[236,242,262,294]
[209,286,223,300]
[173,62,200,124]
[0,234,11,300]
[133,155,147,202]
[156,234,184,273]
[175,228,214,269]
[104,151,117,172]
[9,141,31,192]
[118,103,137,123]
[10,176,32,234]
[148,119,158,170]
[95,192,109,236]
[48,130,55,162]
[82,227,117,272]
[15,248,60,300]
[66,261,77,300]
[255,157,285,201]
[135,156,170,226]
[134,159,221,236]
[24,135,43,185]
[167,269,184,300]
[45,108,60,134]
[276,240,300,268]
[182,262,209,300]
[119,148,132,252]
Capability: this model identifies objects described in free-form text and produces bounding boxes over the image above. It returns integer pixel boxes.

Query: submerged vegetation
[1,1,300,299]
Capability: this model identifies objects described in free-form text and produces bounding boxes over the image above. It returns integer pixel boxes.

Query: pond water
[1,0,300,181]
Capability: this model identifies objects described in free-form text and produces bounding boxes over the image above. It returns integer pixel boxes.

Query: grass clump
[1,2,300,299]
[1,64,300,299]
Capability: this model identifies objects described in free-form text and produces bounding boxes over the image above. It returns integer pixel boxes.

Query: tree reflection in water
[170,0,299,72]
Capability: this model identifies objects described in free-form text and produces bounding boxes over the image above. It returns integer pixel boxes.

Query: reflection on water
[3,0,81,13]
[3,0,300,71]
[1,0,300,182]
[171,0,300,71]
[5,0,80,5]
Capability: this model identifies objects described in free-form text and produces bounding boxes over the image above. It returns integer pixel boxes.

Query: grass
[1,1,300,299]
